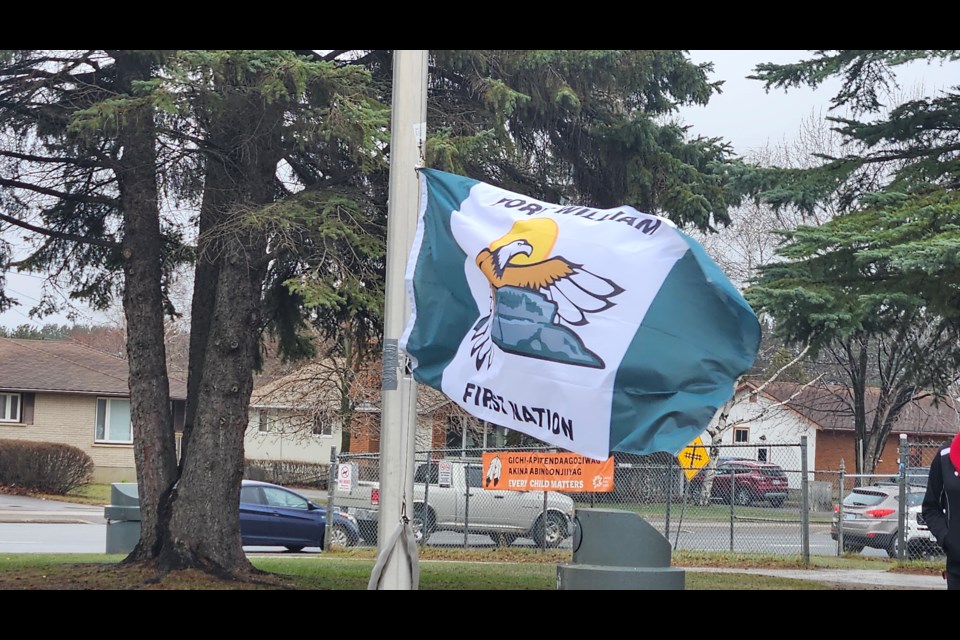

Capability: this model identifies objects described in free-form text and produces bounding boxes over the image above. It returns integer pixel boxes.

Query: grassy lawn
[47,483,114,505]
[0,553,832,590]
[0,546,940,590]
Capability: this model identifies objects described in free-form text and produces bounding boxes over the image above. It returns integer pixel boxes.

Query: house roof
[743,380,960,437]
[0,337,187,399]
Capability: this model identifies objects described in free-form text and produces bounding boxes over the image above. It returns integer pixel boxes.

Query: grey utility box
[557,508,685,590]
[104,483,141,554]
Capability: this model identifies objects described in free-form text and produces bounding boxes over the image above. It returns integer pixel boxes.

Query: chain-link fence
[326,436,949,565]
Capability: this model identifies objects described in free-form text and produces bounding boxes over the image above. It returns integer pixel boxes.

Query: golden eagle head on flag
[470,218,624,371]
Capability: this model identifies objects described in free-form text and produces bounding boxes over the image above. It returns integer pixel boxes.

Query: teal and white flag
[400,168,761,461]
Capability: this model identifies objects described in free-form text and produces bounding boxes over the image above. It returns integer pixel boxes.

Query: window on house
[95,398,132,443]
[0,393,20,422]
[312,415,332,437]
[733,427,749,443]
[758,448,768,462]
[258,411,270,433]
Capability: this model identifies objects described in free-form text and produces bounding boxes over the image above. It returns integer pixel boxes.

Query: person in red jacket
[922,431,960,590]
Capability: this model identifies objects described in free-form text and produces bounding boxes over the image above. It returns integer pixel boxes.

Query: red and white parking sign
[337,463,353,492]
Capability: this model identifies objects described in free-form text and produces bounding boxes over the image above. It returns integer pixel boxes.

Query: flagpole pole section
[375,49,428,591]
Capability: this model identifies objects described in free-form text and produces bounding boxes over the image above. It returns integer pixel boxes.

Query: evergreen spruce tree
[743,50,960,473]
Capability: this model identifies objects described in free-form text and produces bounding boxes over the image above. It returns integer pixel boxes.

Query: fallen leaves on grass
[0,561,298,590]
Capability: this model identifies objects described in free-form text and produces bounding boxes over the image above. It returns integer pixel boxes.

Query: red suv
[693,460,789,508]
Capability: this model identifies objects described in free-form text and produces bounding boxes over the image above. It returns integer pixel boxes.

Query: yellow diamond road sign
[679,436,710,480]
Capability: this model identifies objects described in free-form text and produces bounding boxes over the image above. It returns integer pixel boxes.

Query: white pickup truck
[334,458,575,547]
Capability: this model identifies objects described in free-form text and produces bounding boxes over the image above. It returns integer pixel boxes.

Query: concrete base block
[556,507,685,590]
[105,521,140,555]
[557,564,685,590]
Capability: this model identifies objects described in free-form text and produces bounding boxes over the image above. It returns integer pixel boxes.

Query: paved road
[0,493,105,524]
[0,493,945,589]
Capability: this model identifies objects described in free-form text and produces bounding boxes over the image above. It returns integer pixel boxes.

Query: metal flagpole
[370,49,427,590]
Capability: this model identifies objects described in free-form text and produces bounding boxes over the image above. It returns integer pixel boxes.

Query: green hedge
[0,439,93,494]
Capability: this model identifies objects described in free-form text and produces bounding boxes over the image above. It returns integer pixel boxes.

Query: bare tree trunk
[156,73,283,574]
[111,51,179,563]
[160,224,266,572]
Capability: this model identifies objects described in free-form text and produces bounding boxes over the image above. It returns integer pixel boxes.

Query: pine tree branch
[0,149,108,170]
[830,142,960,167]
[0,177,118,207]
[0,211,119,249]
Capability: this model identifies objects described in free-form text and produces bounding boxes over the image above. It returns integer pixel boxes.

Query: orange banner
[482,452,615,493]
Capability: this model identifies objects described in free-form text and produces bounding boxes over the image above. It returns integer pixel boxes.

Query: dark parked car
[691,460,789,507]
[239,480,361,551]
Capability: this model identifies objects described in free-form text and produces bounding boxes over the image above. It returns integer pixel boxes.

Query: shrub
[0,439,94,494]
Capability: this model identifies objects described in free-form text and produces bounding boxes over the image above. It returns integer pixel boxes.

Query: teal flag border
[404,168,481,389]
[609,230,761,456]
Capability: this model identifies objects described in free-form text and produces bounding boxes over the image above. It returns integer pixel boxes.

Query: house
[0,337,187,483]
[245,355,536,468]
[246,360,465,465]
[707,380,960,487]
[246,362,348,464]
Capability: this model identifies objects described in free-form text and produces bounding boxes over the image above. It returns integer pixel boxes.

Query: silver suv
[831,485,928,558]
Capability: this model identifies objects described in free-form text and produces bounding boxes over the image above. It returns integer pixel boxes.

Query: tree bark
[111,51,180,563]
[157,71,283,574]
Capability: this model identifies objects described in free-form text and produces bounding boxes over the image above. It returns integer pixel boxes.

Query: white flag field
[400,168,761,461]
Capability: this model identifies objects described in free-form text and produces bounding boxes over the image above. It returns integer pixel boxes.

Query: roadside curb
[688,566,946,590]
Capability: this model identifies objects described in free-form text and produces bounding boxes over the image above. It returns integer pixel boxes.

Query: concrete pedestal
[557,508,685,590]
[104,483,141,554]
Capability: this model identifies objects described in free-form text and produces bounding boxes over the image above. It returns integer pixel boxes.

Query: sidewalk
[0,493,105,524]
[688,566,946,590]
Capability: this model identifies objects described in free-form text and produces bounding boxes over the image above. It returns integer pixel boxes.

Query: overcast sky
[680,50,959,156]
[2,50,958,331]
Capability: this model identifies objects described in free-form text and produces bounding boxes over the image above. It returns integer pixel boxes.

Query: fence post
[324,446,337,552]
[837,458,845,556]
[896,434,907,561]
[728,466,735,552]
[420,452,431,546]
[541,490,548,552]
[800,436,810,565]
[463,464,470,549]
[664,459,672,540]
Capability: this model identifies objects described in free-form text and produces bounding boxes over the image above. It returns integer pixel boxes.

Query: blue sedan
[240,480,360,551]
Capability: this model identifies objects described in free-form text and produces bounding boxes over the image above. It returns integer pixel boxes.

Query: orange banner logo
[482,452,614,493]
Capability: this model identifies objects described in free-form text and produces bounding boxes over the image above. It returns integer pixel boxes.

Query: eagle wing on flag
[476,241,624,326]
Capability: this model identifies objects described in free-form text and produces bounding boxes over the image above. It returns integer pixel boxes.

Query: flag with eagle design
[400,168,761,461]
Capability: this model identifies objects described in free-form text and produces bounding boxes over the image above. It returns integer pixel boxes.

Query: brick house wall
[815,429,952,490]
[347,410,447,455]
[0,392,137,483]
